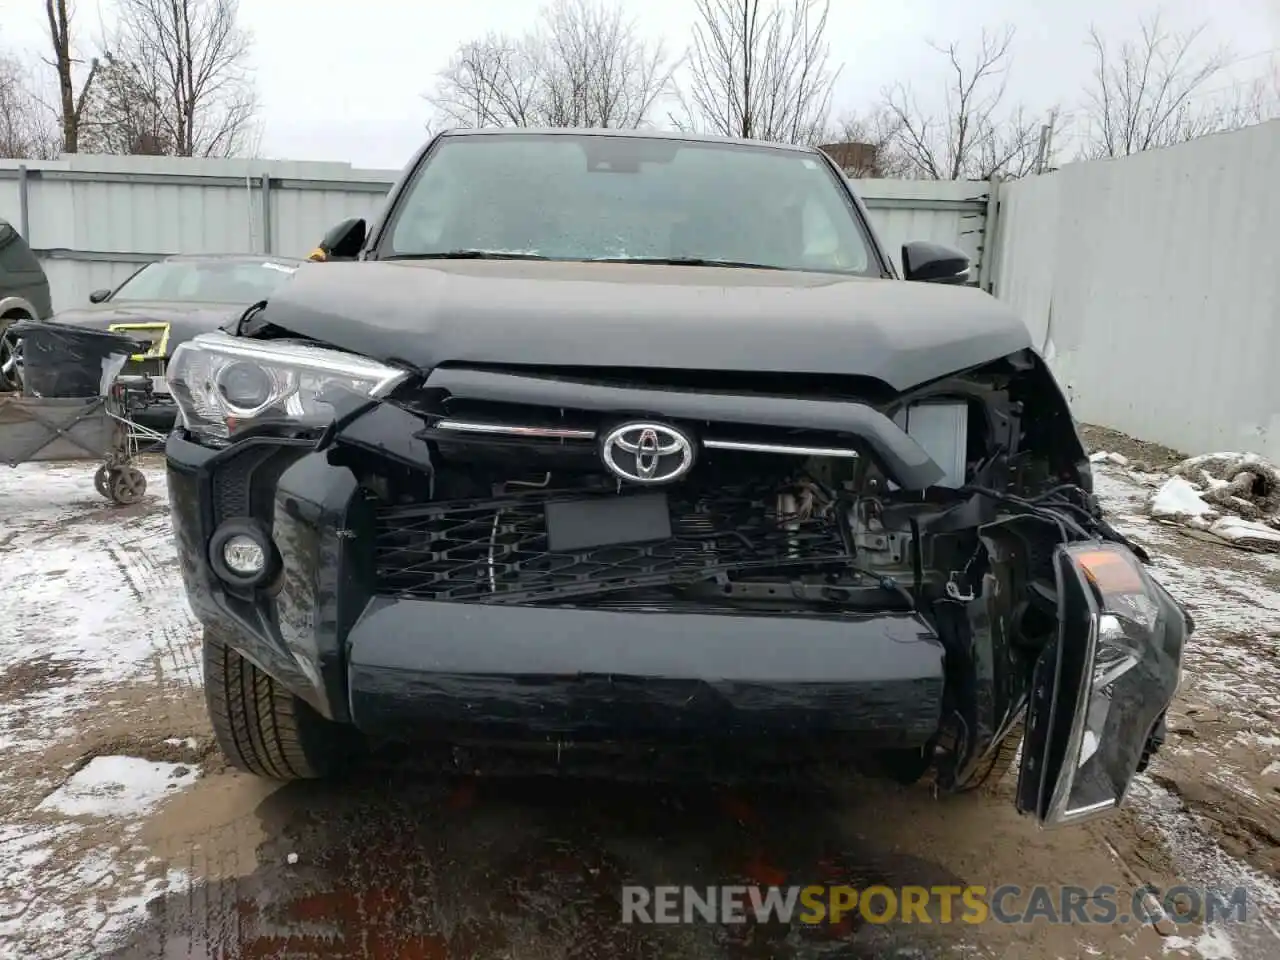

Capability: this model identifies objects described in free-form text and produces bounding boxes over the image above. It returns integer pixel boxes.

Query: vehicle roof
[155,253,306,266]
[437,127,820,155]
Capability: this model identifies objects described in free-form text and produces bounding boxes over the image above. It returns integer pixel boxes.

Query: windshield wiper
[384,250,550,261]
[593,256,786,270]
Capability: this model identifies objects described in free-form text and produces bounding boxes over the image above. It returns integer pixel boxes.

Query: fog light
[208,519,276,588]
[222,534,266,576]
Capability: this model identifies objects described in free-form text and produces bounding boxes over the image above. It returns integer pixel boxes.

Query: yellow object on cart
[105,322,171,362]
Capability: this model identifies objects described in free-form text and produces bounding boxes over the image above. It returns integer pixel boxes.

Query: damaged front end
[165,330,1188,827]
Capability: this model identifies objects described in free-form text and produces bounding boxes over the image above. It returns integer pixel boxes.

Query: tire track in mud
[0,463,215,960]
[0,462,203,765]
[104,513,202,691]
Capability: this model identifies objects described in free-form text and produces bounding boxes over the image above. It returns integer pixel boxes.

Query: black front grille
[373,484,850,604]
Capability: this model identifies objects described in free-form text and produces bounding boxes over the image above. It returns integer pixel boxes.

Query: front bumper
[167,430,947,747]
[347,598,945,744]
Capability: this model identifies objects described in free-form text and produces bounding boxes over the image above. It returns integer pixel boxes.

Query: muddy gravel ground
[1,440,1279,960]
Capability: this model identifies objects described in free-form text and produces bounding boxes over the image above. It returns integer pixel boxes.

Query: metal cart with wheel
[0,321,167,505]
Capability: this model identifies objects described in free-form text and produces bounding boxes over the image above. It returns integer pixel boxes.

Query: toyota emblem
[601,421,695,485]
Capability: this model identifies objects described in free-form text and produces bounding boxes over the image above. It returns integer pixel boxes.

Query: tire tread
[203,626,354,779]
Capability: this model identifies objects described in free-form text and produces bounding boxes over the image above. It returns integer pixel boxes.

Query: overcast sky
[2,0,1277,169]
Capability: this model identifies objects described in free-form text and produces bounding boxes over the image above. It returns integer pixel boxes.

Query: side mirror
[89,288,111,303]
[901,240,970,284]
[314,217,367,262]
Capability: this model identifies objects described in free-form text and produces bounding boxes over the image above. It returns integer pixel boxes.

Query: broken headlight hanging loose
[165,332,408,443]
[1021,542,1187,827]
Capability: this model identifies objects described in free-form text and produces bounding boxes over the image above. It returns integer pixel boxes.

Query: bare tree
[43,0,98,153]
[83,52,173,155]
[0,52,59,159]
[682,0,838,143]
[428,35,543,128]
[425,0,673,130]
[92,0,259,157]
[1236,65,1280,127]
[882,27,1041,180]
[538,0,673,127]
[1081,13,1243,158]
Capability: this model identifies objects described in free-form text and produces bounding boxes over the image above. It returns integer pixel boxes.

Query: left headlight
[166,332,408,443]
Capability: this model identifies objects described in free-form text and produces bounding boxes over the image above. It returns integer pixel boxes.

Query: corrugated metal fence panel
[0,175,20,230]
[994,120,1280,460]
[29,172,258,255]
[0,155,988,311]
[39,260,140,306]
[268,180,392,259]
[855,178,991,276]
[989,171,1060,350]
[0,156,403,310]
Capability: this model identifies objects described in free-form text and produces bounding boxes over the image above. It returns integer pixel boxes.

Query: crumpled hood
[258,259,1035,392]
[53,300,245,352]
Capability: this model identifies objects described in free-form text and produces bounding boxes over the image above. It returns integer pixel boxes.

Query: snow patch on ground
[0,462,201,770]
[1129,778,1280,960]
[0,460,202,956]
[1152,476,1216,519]
[36,756,201,819]
[0,819,190,955]
[1135,452,1280,552]
[1163,928,1242,959]
[0,467,191,681]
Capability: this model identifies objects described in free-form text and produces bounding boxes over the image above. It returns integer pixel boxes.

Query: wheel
[109,466,147,504]
[0,320,26,392]
[94,465,115,498]
[959,723,1024,797]
[203,625,364,779]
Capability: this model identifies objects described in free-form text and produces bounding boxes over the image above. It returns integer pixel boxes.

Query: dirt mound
[1171,453,1280,518]
[1078,423,1186,470]
[1147,453,1280,552]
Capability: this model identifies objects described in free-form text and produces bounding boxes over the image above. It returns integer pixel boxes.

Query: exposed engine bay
[342,352,1140,624]
[315,352,1154,793]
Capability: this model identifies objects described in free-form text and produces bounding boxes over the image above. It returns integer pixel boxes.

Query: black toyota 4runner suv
[165,129,1188,828]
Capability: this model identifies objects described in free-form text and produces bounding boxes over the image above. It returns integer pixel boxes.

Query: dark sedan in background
[54,253,303,424]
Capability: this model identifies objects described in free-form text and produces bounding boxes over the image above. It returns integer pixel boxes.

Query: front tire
[203,626,363,779]
[0,313,28,391]
[957,723,1023,796]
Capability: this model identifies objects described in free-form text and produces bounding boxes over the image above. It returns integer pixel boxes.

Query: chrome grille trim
[702,439,859,459]
[431,420,860,459]
[432,420,597,440]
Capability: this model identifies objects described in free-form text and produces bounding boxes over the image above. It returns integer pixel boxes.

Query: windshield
[111,260,298,303]
[381,133,881,275]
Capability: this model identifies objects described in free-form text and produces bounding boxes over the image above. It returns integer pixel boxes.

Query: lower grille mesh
[373,485,850,604]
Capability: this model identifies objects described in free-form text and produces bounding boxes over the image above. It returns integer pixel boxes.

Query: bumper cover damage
[167,398,949,748]
[346,598,945,744]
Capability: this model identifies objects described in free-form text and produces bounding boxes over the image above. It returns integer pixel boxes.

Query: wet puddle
[103,755,967,959]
